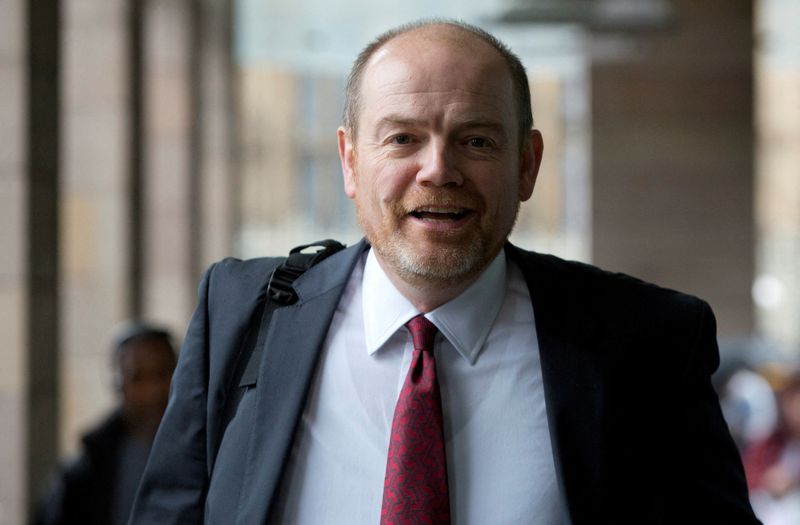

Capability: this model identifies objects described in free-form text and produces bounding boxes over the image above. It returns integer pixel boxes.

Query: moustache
[396,188,481,214]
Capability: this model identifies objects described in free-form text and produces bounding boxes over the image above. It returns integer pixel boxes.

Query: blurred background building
[0,0,798,523]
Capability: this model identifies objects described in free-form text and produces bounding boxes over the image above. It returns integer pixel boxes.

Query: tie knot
[405,315,438,353]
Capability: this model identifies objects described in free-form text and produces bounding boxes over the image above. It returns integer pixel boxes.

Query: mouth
[408,206,473,222]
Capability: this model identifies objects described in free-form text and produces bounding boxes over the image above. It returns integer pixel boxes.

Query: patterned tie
[381,315,451,525]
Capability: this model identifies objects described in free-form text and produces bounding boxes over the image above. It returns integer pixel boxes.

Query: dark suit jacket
[130,240,760,524]
[39,410,130,525]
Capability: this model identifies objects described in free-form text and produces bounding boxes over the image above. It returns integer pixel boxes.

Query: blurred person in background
[36,321,177,525]
[719,365,779,451]
[744,367,800,525]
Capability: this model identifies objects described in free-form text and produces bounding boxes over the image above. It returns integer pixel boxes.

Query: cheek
[476,173,518,212]
[363,160,414,204]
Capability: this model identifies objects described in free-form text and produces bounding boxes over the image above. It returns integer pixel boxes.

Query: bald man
[130,20,760,525]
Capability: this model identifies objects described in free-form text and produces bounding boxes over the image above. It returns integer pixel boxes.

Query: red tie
[381,315,451,525]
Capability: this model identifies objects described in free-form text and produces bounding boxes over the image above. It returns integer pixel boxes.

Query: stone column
[193,0,236,273]
[25,0,62,519]
[60,0,131,457]
[0,1,236,521]
[142,0,236,330]
[591,0,754,336]
[755,0,800,354]
[0,1,34,521]
[142,0,195,332]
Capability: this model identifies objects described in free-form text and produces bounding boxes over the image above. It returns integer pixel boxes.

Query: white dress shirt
[270,248,564,524]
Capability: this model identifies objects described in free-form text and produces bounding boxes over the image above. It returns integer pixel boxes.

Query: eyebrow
[376,115,422,130]
[451,119,508,138]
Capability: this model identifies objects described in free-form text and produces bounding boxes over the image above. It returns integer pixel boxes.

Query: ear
[338,126,357,198]
[518,129,543,202]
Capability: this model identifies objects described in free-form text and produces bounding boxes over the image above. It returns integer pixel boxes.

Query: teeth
[409,207,470,222]
[415,207,466,213]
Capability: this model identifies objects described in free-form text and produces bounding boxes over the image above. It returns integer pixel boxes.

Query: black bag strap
[213,240,345,460]
[238,239,345,388]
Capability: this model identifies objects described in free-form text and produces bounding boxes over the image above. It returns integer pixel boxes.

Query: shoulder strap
[215,240,346,447]
[238,239,346,388]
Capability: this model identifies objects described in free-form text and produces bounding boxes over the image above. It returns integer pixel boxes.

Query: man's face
[119,338,176,435]
[339,29,542,292]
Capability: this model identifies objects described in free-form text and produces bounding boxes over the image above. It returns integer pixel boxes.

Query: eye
[466,137,493,148]
[391,134,413,145]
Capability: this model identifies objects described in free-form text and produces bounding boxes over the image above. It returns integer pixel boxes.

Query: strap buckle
[267,239,346,305]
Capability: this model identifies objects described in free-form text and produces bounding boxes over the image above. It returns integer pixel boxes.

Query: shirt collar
[362,248,507,365]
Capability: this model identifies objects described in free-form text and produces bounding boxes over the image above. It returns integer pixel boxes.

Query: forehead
[358,28,516,127]
[119,338,174,369]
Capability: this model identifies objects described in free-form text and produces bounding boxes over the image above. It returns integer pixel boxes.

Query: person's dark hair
[111,320,176,374]
[342,18,534,145]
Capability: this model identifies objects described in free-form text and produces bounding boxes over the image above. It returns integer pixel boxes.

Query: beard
[355,187,519,291]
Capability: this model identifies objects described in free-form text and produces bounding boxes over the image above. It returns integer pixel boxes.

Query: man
[130,20,760,524]
[38,322,177,525]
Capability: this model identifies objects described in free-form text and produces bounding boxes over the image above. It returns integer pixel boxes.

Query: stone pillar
[0,0,33,521]
[194,0,236,273]
[25,0,62,519]
[60,0,131,456]
[755,0,800,353]
[142,0,195,332]
[0,1,235,521]
[142,0,236,330]
[591,0,754,336]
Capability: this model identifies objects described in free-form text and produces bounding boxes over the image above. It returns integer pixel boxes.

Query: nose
[415,139,463,187]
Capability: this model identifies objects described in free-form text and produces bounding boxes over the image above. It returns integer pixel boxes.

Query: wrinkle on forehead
[364,52,508,98]
[380,88,505,102]
[366,61,513,116]
[374,91,510,125]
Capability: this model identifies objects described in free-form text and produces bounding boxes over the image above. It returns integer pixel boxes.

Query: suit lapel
[236,240,367,525]
[507,244,607,524]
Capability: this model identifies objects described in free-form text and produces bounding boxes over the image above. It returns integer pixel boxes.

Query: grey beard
[372,230,494,290]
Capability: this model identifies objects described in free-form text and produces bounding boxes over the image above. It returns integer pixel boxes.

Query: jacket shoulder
[513,247,709,318]
[202,256,285,302]
[509,247,714,369]
[209,256,285,282]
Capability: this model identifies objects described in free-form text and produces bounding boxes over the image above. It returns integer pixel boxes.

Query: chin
[381,235,494,288]
[359,207,507,288]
